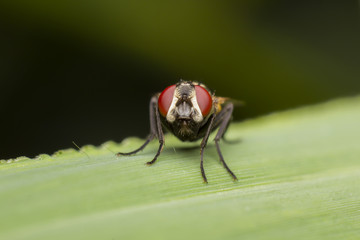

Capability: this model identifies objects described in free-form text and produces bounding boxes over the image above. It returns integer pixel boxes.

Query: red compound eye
[195,85,212,116]
[158,85,176,116]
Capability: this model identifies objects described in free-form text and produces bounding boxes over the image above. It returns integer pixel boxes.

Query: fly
[117,80,240,183]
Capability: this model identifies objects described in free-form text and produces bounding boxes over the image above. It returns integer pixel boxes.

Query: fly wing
[214,96,245,114]
[218,97,245,106]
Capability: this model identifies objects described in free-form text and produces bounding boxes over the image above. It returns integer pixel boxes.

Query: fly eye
[158,85,176,116]
[195,85,212,116]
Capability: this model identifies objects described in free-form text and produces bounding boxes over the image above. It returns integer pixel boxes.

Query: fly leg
[116,96,165,163]
[116,134,155,156]
[213,103,238,181]
[200,113,216,183]
[146,96,165,165]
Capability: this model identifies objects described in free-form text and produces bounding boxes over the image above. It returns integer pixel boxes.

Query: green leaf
[1,96,360,240]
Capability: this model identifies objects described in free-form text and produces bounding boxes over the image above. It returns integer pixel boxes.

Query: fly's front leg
[116,96,159,157]
[146,96,165,165]
[214,103,238,181]
[116,134,154,156]
[200,113,216,183]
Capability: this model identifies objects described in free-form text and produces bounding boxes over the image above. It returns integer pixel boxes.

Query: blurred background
[0,0,359,159]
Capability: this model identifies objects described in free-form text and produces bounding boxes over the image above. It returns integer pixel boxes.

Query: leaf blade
[1,96,360,240]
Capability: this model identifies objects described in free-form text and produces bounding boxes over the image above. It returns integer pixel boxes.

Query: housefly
[117,80,239,183]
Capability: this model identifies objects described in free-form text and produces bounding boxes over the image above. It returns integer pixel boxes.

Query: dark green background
[0,0,359,159]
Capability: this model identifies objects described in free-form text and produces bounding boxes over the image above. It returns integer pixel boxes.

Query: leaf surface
[1,97,360,240]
